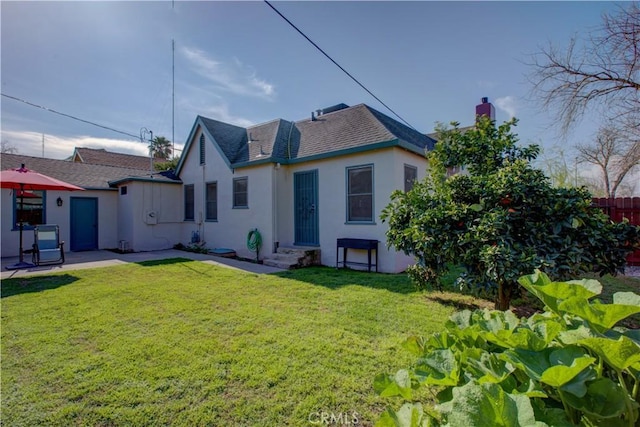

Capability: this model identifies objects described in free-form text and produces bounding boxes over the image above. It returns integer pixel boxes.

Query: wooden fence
[592,197,640,266]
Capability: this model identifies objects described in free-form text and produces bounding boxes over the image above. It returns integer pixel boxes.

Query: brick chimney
[476,97,495,121]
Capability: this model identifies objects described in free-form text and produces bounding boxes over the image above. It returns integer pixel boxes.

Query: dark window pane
[347,166,373,222]
[404,165,417,192]
[206,182,217,220]
[233,177,248,208]
[348,195,372,222]
[184,184,194,220]
[15,190,45,227]
[349,167,372,193]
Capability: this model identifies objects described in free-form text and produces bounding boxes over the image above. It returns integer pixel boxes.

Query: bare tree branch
[529,3,640,135]
[577,123,640,197]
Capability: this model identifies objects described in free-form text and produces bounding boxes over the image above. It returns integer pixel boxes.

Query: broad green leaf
[526,316,563,347]
[518,271,601,314]
[558,325,596,345]
[463,348,514,384]
[514,379,548,398]
[558,365,597,398]
[540,355,595,388]
[424,331,458,351]
[403,336,427,356]
[530,400,573,427]
[507,327,549,352]
[376,403,431,427]
[613,291,640,307]
[558,297,640,331]
[470,203,484,212]
[374,370,414,399]
[503,348,554,381]
[562,377,628,419]
[445,382,541,427]
[448,310,474,330]
[414,349,459,386]
[623,328,640,346]
[578,336,640,372]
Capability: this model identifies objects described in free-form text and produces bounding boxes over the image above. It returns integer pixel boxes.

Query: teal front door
[70,197,98,251]
[294,170,319,246]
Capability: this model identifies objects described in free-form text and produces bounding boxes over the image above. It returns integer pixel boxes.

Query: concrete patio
[1,249,284,280]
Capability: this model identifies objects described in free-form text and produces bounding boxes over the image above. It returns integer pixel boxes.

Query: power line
[263,0,418,132]
[1,93,142,140]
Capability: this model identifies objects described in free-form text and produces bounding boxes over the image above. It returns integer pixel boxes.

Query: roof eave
[108,177,183,187]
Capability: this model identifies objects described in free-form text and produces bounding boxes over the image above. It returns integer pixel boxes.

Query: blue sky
[1,1,619,161]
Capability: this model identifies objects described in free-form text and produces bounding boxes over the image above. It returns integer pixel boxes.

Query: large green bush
[375,271,640,426]
[381,116,640,309]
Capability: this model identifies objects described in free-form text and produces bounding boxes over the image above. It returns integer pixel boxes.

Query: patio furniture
[32,224,65,266]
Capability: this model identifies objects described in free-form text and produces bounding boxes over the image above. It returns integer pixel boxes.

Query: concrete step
[262,247,321,270]
[262,254,300,269]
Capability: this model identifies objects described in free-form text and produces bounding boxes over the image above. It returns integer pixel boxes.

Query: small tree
[576,124,640,198]
[382,116,639,310]
[150,136,172,160]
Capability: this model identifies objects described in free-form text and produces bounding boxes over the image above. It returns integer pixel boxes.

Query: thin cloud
[181,46,275,99]
[495,96,517,118]
[178,98,255,128]
[1,130,172,160]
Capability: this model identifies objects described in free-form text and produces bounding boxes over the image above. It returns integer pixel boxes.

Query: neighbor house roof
[2,153,179,190]
[177,103,436,172]
[70,147,159,170]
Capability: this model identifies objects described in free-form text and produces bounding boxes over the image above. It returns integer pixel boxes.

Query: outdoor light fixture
[56,197,63,207]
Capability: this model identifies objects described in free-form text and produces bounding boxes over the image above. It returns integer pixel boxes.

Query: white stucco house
[2,102,453,273]
[176,103,435,272]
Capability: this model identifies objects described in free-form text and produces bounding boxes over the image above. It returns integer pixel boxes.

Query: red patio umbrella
[1,164,84,270]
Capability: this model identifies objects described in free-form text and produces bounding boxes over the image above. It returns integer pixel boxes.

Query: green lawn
[1,260,454,426]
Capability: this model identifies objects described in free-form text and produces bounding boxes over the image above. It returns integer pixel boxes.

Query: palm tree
[150,136,172,160]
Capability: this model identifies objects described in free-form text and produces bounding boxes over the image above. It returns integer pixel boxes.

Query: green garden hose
[247,228,262,262]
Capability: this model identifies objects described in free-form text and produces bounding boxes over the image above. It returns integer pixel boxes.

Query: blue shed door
[294,170,319,246]
[70,197,98,251]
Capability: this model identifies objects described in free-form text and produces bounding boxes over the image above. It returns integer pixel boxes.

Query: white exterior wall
[118,181,183,252]
[178,127,275,260]
[1,189,118,257]
[275,147,428,273]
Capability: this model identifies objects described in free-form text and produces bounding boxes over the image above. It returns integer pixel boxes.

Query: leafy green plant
[382,116,640,309]
[375,271,640,427]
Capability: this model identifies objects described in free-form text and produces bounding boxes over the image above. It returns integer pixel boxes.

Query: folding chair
[32,224,65,266]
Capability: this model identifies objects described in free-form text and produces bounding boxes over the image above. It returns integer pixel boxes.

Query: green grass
[3,260,638,426]
[1,260,453,427]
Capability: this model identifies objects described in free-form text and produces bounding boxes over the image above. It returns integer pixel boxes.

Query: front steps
[262,246,321,270]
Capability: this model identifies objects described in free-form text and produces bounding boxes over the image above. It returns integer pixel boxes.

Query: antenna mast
[172,38,175,158]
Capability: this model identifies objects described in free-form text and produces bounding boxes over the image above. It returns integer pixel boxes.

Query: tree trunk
[495,282,511,311]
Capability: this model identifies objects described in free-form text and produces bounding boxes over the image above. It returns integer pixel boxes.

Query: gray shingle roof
[194,103,435,168]
[1,153,178,189]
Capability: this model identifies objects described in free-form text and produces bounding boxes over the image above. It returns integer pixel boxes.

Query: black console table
[336,238,379,272]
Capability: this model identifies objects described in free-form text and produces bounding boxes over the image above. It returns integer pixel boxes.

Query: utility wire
[264,0,418,132]
[1,93,142,140]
